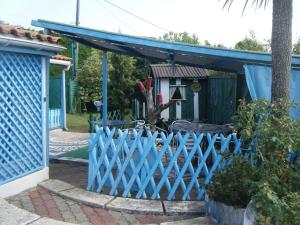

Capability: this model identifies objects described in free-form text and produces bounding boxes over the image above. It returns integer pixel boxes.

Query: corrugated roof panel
[150,64,208,79]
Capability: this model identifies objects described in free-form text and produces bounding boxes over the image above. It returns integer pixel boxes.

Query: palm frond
[222,0,269,14]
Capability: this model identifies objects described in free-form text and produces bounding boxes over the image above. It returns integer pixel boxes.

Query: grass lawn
[66,110,133,133]
[66,113,90,133]
[60,146,89,159]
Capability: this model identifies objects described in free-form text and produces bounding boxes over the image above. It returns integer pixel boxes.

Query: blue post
[102,51,108,127]
[61,68,67,130]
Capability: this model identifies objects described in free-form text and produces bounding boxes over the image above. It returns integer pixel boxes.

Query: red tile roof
[151,64,208,79]
[51,54,71,61]
[0,24,61,44]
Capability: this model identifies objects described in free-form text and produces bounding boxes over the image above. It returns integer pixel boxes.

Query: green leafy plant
[77,49,102,110]
[207,156,261,208]
[208,99,300,225]
[234,99,300,161]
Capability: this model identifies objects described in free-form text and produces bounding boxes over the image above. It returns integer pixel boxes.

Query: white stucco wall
[160,79,170,120]
[175,79,181,119]
[0,167,49,198]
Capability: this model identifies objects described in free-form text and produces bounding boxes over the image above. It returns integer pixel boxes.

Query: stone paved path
[50,130,88,156]
[6,187,196,225]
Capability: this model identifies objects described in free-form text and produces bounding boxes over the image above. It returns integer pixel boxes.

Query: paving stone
[55,202,70,211]
[19,190,32,197]
[48,208,63,219]
[135,214,165,224]
[60,211,74,220]
[64,217,78,224]
[69,204,83,214]
[163,200,205,215]
[106,197,163,215]
[7,195,20,201]
[30,191,41,199]
[80,222,93,225]
[93,208,118,225]
[0,198,40,225]
[108,210,140,225]
[39,180,75,194]
[74,215,89,224]
[9,200,22,208]
[52,195,68,205]
[35,205,49,217]
[45,199,57,209]
[160,217,214,225]
[30,217,75,225]
[59,187,114,208]
[22,203,35,213]
[19,195,32,205]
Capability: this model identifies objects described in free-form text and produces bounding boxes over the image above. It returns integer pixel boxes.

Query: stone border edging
[39,179,205,216]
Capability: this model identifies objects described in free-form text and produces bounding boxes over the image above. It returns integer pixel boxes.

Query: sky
[1,0,300,47]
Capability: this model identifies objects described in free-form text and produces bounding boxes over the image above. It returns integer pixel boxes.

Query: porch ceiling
[32,19,300,74]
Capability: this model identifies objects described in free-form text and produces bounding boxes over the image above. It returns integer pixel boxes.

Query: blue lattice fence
[49,108,61,129]
[0,51,44,185]
[87,126,241,201]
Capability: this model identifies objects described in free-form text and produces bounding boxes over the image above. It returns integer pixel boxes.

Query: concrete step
[39,179,206,216]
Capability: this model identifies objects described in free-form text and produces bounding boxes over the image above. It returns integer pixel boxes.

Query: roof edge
[0,35,65,53]
[50,58,71,66]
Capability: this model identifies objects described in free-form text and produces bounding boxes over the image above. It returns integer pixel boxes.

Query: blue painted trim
[61,69,67,129]
[0,45,54,56]
[102,51,108,126]
[45,57,50,166]
[31,20,300,67]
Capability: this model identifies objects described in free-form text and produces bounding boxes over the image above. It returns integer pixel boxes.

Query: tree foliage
[161,31,199,44]
[77,49,102,110]
[235,31,267,52]
[132,58,151,82]
[209,100,300,225]
[293,38,300,55]
[108,53,135,116]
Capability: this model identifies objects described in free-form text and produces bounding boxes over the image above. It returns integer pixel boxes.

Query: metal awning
[32,20,300,74]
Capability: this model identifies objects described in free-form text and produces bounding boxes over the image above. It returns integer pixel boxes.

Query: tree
[137,77,175,125]
[108,53,135,117]
[161,31,199,44]
[77,49,102,111]
[224,0,293,102]
[235,31,267,52]
[293,38,300,55]
[132,58,151,83]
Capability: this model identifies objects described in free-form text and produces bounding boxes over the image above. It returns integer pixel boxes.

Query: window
[169,85,186,100]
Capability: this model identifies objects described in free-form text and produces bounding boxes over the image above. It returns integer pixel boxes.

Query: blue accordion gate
[88,126,241,201]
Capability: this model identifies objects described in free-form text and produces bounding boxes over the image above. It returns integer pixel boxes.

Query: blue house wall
[0,48,48,185]
[0,33,63,197]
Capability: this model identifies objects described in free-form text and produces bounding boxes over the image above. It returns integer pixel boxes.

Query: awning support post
[102,51,108,127]
[61,68,67,130]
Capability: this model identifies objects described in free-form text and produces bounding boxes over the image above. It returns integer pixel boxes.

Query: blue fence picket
[49,108,61,129]
[87,126,241,201]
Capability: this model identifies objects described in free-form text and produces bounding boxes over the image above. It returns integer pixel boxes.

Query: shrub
[207,156,261,208]
[207,99,300,225]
